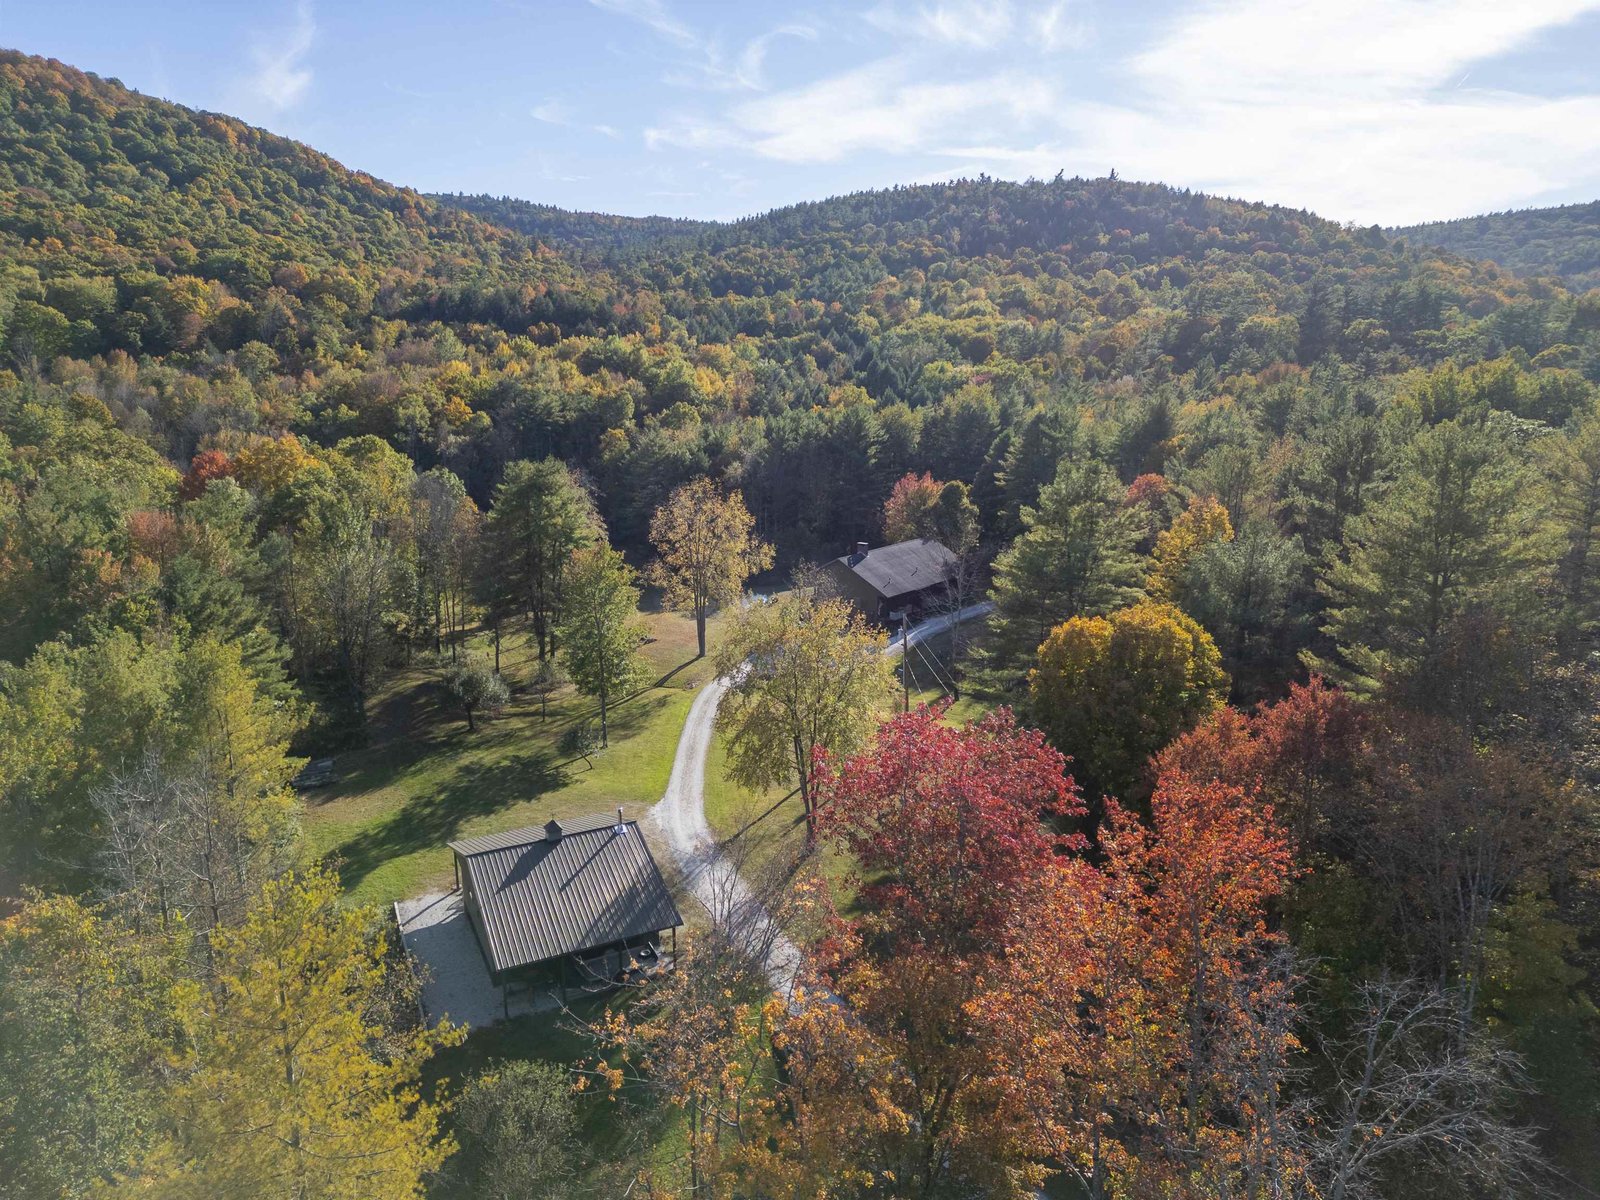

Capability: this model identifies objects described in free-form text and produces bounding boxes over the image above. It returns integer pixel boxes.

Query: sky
[6,0,1600,226]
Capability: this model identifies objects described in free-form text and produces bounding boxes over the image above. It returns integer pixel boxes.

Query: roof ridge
[448,813,632,857]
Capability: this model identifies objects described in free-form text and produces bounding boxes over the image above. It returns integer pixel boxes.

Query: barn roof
[833,537,957,601]
[450,818,682,975]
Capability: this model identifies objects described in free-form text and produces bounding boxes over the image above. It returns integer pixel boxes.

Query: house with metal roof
[821,537,960,622]
[448,812,683,996]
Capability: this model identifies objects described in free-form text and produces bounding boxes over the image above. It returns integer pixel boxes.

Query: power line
[913,641,954,699]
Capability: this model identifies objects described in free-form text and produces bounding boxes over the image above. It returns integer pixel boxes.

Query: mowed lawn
[302,604,723,907]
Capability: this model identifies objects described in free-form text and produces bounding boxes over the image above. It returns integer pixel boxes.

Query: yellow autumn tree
[230,432,319,497]
[128,867,462,1200]
[648,477,774,658]
[1030,600,1228,800]
[1149,494,1233,599]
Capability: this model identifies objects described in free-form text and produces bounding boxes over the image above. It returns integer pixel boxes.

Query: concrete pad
[394,890,559,1029]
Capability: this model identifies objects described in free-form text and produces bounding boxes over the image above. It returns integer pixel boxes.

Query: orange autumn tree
[179,449,235,501]
[996,771,1301,1199]
[783,706,1302,1197]
[778,707,1081,1198]
[881,471,945,543]
[1161,678,1576,1025]
[1155,675,1369,849]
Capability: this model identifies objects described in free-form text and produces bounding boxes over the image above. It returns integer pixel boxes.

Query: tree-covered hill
[4,41,1597,570]
[0,50,612,364]
[1396,200,1600,291]
[434,192,716,255]
[600,172,1568,376]
[4,44,1596,571]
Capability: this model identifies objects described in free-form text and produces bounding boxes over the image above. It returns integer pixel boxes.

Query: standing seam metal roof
[833,537,957,600]
[454,819,683,975]
[448,813,618,857]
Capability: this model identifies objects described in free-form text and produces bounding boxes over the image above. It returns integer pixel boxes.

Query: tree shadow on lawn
[649,656,700,690]
[328,745,569,895]
[325,689,679,894]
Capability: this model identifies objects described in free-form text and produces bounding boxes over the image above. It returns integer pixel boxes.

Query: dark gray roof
[453,818,682,974]
[448,813,616,857]
[834,538,957,600]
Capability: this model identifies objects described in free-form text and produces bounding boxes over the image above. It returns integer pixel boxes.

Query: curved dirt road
[648,603,993,995]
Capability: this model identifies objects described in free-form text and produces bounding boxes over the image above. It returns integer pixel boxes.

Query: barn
[449,813,683,999]
[821,537,960,623]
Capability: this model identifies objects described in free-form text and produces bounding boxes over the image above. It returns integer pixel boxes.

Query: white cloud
[531,99,572,125]
[865,1,1018,49]
[532,97,626,141]
[640,0,1600,224]
[1032,1,1088,52]
[664,24,817,92]
[247,0,315,112]
[649,57,1059,162]
[586,0,696,48]
[589,0,814,93]
[1131,0,1600,104]
[1077,0,1600,223]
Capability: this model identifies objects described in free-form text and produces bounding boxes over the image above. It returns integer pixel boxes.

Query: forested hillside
[6,44,1600,1199]
[436,192,716,254]
[1397,200,1600,291]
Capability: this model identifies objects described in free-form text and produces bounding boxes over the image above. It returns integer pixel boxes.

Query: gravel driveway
[646,602,993,997]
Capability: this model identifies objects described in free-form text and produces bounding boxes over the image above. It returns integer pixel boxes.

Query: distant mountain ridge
[431,193,716,256]
[1395,201,1600,291]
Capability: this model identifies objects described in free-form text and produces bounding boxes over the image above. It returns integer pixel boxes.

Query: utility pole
[901,612,910,713]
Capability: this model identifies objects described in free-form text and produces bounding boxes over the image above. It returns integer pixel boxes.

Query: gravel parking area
[394,891,557,1028]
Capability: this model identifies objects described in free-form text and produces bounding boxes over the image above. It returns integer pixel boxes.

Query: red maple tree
[816,705,1082,949]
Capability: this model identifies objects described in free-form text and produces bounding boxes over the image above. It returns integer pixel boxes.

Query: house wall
[820,560,887,619]
[456,853,499,981]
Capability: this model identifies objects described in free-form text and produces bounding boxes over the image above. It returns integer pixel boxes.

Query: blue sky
[7,0,1600,225]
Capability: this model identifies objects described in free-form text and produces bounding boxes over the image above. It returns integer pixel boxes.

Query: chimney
[617,806,626,827]
[855,541,869,557]
[544,818,563,841]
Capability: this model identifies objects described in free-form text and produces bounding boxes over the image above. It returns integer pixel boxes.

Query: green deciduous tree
[132,867,461,1199]
[555,544,648,747]
[449,1060,581,1200]
[444,657,509,732]
[0,895,195,1200]
[715,593,895,842]
[0,631,302,902]
[411,467,479,657]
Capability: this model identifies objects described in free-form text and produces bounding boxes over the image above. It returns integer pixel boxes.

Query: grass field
[303,604,724,907]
